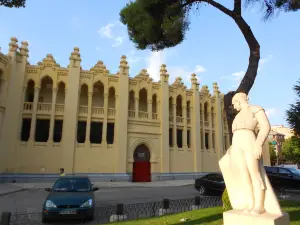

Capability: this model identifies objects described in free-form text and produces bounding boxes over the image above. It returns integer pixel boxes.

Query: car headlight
[45,200,57,208]
[80,199,93,208]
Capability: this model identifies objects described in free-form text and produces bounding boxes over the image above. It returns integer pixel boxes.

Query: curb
[0,188,27,197]
[10,183,194,190]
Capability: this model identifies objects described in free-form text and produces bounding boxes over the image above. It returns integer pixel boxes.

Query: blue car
[42,176,99,223]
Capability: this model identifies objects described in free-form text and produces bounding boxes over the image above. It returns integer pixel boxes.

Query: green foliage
[222,188,232,212]
[282,136,300,164]
[286,79,300,137]
[120,0,190,51]
[120,0,299,52]
[0,0,26,8]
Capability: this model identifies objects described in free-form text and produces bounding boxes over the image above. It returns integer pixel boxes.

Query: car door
[278,168,295,190]
[201,174,216,191]
[203,174,220,191]
[213,174,225,191]
[264,166,279,190]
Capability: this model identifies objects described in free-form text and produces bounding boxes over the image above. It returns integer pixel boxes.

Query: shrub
[222,188,232,211]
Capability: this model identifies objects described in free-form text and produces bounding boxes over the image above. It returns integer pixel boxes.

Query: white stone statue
[219,92,285,218]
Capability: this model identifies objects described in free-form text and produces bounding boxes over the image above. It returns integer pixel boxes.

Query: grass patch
[106,200,300,225]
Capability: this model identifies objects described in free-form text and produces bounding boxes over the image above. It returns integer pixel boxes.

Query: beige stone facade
[0,37,262,181]
[271,125,294,139]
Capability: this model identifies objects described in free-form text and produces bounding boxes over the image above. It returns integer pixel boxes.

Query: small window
[265,167,278,174]
[205,174,216,181]
[279,168,292,176]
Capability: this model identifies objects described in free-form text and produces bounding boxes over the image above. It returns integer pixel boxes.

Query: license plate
[59,210,76,215]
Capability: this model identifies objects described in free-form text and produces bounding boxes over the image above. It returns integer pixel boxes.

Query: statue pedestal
[223,210,290,225]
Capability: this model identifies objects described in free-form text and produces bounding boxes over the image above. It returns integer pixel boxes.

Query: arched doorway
[132,144,151,182]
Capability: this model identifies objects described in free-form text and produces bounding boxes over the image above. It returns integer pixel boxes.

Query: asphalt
[0,180,195,197]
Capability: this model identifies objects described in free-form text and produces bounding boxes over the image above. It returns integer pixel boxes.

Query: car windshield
[289,168,300,176]
[52,179,91,192]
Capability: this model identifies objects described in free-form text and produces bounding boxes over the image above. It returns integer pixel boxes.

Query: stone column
[190,74,201,172]
[183,104,188,149]
[213,83,224,160]
[115,56,129,174]
[28,87,40,144]
[201,109,205,150]
[208,109,213,151]
[147,99,152,120]
[159,64,170,173]
[102,92,108,146]
[134,97,139,119]
[17,87,27,140]
[0,38,29,172]
[172,102,177,149]
[61,47,81,174]
[85,91,93,147]
[48,88,58,144]
[156,99,160,119]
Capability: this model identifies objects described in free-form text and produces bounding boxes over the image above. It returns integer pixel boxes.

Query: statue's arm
[252,106,271,146]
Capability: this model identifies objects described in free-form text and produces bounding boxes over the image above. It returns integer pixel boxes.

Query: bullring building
[0,37,271,182]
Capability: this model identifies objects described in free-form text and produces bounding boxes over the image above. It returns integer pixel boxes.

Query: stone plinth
[223,210,290,225]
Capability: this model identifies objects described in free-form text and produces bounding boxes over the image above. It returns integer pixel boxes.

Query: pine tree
[286,79,300,136]
[120,0,300,138]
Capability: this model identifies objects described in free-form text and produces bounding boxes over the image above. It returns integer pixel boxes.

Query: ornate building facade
[0,37,270,182]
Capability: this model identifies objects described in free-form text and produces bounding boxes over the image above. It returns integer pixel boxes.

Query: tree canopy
[286,79,300,136]
[120,0,299,51]
[120,0,299,139]
[281,136,300,164]
[0,0,25,8]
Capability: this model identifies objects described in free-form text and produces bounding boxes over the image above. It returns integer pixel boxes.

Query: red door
[133,161,151,182]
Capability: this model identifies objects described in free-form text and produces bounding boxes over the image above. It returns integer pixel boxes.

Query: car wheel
[42,217,49,224]
[198,185,206,195]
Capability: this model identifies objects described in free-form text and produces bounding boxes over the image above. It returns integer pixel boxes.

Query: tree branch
[180,0,260,139]
[182,0,234,17]
[234,0,241,15]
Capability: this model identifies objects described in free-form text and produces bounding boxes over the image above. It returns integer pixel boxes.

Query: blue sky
[0,0,299,126]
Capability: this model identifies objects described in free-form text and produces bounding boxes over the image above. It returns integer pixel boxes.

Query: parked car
[278,164,300,169]
[264,166,300,191]
[194,173,225,195]
[42,176,99,223]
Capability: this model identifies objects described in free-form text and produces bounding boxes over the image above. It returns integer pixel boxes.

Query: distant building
[268,130,285,154]
[271,125,294,139]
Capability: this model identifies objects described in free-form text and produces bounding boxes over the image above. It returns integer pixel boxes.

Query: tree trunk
[224,15,260,143]
[185,0,260,143]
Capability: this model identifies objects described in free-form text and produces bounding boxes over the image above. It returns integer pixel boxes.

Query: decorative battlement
[1,37,224,99]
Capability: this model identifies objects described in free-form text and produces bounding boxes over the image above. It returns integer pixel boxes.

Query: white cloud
[127,49,144,65]
[146,51,166,81]
[220,70,245,88]
[265,108,278,118]
[145,51,206,86]
[221,54,273,88]
[98,21,125,47]
[258,54,273,71]
[260,54,273,65]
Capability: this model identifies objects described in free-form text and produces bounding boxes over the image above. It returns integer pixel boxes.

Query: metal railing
[3,196,222,225]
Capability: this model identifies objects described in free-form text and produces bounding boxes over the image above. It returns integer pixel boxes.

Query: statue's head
[232,92,249,111]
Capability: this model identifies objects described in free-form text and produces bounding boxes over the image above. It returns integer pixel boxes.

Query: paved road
[0,185,202,214]
[1,184,299,214]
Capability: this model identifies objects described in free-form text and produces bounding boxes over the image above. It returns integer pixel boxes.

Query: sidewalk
[0,183,27,197]
[0,180,195,196]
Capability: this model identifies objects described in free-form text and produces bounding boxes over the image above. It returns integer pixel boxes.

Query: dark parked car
[42,176,99,223]
[195,173,225,195]
[264,166,300,191]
